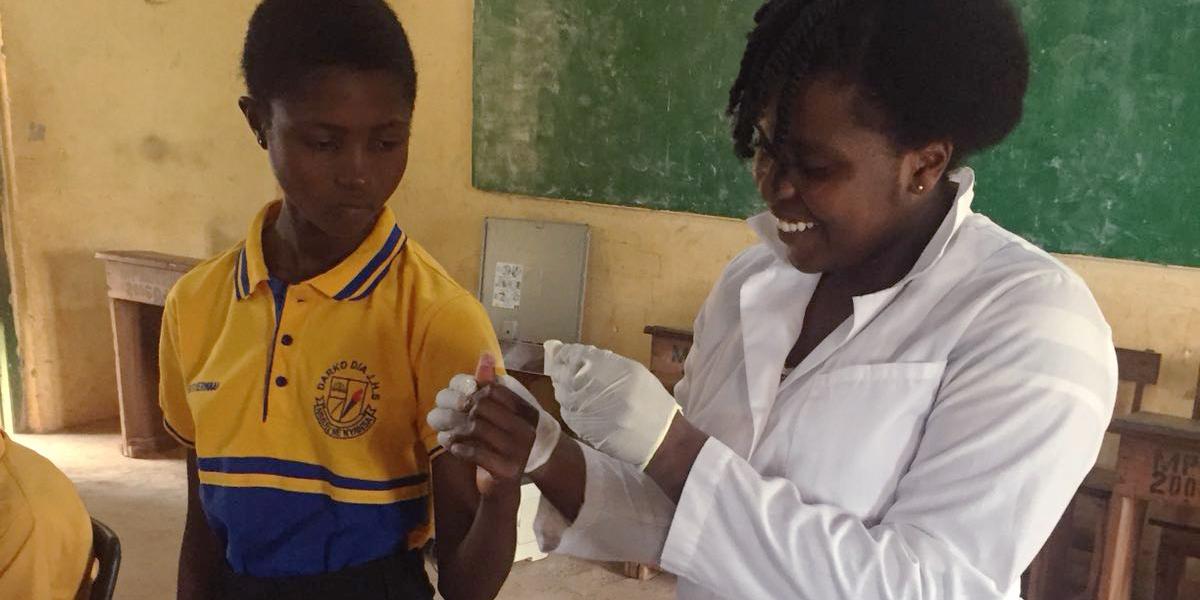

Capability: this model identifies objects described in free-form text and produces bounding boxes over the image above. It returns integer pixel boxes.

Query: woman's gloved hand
[543,341,680,469]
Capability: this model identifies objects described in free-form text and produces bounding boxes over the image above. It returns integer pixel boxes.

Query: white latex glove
[543,341,680,469]
[426,373,562,474]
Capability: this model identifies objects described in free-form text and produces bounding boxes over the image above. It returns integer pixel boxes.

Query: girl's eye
[373,140,402,151]
[310,139,338,151]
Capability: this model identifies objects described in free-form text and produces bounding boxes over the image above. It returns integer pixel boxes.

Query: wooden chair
[1119,347,1164,414]
[1024,348,1161,600]
[1149,365,1200,600]
[1154,519,1200,600]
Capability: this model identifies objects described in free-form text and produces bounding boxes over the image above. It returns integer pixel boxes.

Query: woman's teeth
[777,219,816,233]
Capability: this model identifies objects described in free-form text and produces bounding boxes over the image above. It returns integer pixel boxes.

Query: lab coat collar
[738,261,816,453]
[745,167,977,338]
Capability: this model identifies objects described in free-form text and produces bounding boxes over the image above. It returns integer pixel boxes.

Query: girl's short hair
[242,0,418,106]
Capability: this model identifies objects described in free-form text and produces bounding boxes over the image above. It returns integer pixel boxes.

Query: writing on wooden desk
[1114,436,1200,508]
[1149,448,1200,500]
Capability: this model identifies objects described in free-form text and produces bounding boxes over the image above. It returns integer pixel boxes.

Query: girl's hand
[428,355,545,497]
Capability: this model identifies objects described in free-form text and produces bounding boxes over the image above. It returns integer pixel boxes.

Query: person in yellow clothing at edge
[0,429,93,600]
[158,1,536,599]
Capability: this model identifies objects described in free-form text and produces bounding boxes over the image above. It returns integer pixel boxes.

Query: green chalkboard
[473,0,1200,266]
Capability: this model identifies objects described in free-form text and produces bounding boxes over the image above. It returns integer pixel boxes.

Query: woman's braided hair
[727,0,1030,167]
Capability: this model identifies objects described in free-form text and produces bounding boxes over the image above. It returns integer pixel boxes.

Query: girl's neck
[261,201,369,284]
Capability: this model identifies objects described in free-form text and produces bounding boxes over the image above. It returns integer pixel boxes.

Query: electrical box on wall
[478,218,589,349]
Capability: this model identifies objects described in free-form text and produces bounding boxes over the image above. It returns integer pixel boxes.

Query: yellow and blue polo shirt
[158,201,502,578]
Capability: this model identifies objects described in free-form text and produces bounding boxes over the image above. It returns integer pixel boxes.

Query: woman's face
[754,75,947,277]
[243,67,414,241]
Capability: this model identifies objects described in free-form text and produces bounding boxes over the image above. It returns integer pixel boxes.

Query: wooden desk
[643,326,692,391]
[96,251,200,458]
[1098,412,1200,599]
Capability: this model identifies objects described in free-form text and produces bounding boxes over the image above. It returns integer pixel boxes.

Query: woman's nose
[754,156,797,203]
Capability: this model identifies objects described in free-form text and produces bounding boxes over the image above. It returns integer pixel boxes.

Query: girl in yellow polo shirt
[158,1,526,598]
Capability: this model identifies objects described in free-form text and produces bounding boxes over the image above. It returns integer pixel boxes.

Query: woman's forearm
[529,435,587,522]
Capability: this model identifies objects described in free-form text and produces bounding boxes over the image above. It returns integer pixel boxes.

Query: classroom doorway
[0,234,19,433]
[0,18,22,432]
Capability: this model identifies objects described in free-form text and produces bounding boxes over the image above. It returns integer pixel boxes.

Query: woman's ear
[906,139,954,196]
[239,96,270,149]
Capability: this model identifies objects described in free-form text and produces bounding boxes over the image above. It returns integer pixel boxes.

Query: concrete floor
[14,421,676,600]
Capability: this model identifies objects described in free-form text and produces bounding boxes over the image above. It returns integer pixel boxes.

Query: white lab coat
[534,168,1117,600]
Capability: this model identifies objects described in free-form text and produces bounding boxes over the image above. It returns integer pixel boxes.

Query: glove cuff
[525,411,562,474]
[637,404,682,471]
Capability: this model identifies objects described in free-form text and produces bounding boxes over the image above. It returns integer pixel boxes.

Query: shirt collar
[747,167,977,283]
[234,201,407,302]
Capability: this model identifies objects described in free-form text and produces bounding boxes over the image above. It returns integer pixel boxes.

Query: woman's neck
[261,202,369,284]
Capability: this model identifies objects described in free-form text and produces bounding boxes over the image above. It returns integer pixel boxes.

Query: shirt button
[281,335,294,346]
[275,376,288,387]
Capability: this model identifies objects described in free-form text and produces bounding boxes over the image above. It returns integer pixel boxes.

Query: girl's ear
[239,96,270,149]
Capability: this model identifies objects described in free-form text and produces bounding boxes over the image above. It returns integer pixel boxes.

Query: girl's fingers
[448,373,478,396]
[427,406,468,433]
[448,441,521,483]
[460,413,531,459]
[471,399,538,439]
[434,389,470,411]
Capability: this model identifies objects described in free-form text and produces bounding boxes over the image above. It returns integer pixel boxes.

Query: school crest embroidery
[314,360,380,439]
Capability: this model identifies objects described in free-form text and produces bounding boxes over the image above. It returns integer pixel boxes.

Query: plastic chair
[88,518,121,600]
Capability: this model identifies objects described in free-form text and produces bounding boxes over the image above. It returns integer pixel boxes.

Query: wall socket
[501,320,519,340]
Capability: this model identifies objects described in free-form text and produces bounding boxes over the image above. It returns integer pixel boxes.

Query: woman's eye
[802,165,832,178]
[309,139,338,151]
[373,140,402,151]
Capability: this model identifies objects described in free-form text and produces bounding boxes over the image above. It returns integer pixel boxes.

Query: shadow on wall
[41,249,121,426]
[206,213,243,258]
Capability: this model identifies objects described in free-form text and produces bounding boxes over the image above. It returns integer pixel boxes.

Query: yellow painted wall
[1,0,1197,439]
[0,1,275,431]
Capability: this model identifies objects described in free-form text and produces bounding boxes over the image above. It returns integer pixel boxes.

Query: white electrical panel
[478,218,590,350]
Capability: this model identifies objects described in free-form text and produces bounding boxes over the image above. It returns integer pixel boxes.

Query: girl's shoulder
[165,243,244,311]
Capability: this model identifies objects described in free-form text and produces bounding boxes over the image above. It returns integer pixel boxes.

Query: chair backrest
[89,518,121,600]
[1115,347,1162,414]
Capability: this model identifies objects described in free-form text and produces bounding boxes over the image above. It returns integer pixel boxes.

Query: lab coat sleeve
[534,441,677,564]
[660,272,1117,599]
[534,256,723,563]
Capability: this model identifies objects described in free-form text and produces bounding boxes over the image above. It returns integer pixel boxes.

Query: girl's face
[243,67,413,240]
[753,75,950,278]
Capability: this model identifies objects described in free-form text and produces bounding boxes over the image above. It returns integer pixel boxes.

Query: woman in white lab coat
[428,0,1118,598]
